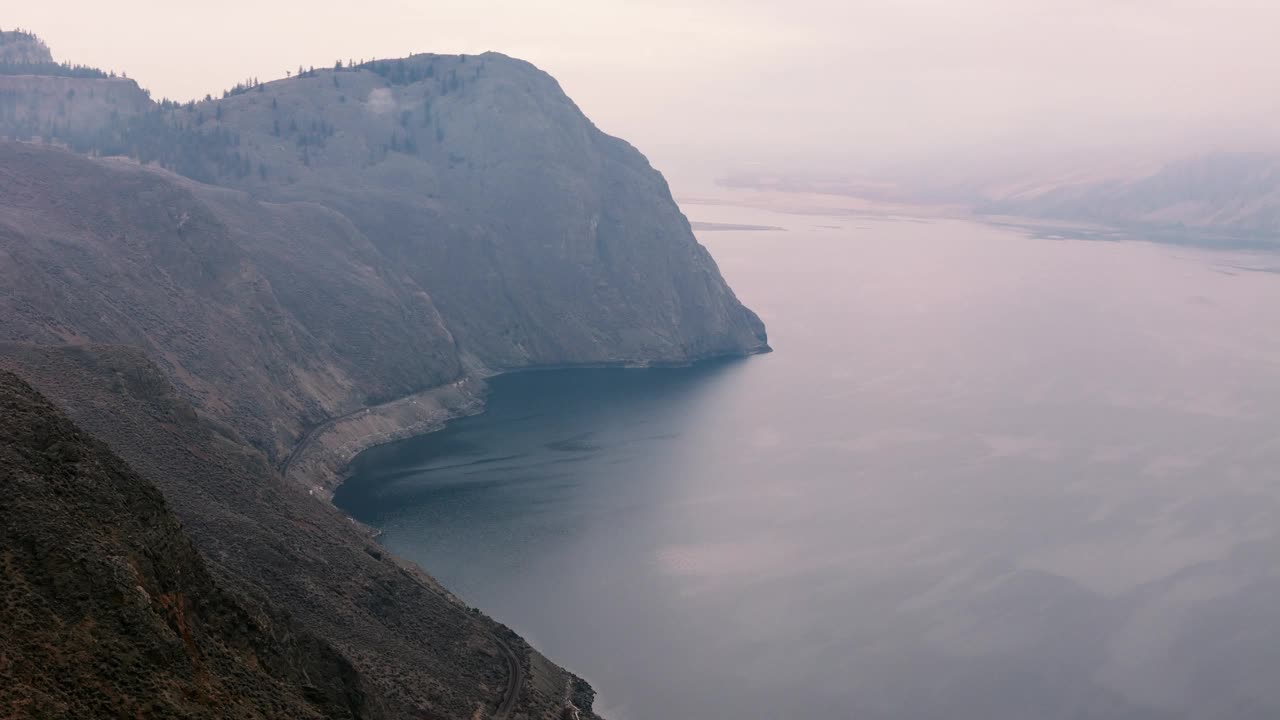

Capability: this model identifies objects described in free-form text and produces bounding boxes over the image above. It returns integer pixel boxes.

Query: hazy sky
[10,1,1280,179]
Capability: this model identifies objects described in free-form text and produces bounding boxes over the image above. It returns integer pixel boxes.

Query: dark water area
[337,209,1280,720]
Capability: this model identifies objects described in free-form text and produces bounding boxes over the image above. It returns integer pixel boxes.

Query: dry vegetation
[0,371,368,719]
[0,143,459,460]
[0,343,597,720]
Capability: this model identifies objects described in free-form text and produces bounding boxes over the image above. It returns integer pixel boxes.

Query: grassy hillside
[0,344,599,720]
[0,142,459,460]
[0,370,370,719]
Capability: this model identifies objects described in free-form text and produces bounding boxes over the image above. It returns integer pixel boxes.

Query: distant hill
[0,28,111,80]
[718,152,1280,246]
[0,29,52,64]
[978,153,1280,245]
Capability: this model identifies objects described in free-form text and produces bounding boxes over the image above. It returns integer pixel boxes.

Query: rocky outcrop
[207,54,770,369]
[0,74,151,141]
[0,30,52,64]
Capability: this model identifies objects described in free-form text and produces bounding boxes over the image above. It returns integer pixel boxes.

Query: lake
[335,207,1280,720]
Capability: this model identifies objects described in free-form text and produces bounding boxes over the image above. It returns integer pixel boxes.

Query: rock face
[209,55,770,369]
[0,370,370,719]
[0,74,152,140]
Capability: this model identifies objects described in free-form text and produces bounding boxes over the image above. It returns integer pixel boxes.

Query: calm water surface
[337,209,1280,720]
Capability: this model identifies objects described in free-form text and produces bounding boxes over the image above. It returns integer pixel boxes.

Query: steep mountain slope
[0,49,768,372]
[0,344,600,720]
[979,152,1280,244]
[0,370,370,719]
[0,142,459,459]
[0,51,768,461]
[205,55,769,367]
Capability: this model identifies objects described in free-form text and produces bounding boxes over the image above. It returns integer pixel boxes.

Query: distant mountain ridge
[717,151,1280,246]
[978,152,1280,244]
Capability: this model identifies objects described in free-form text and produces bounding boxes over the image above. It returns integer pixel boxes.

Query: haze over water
[337,208,1280,720]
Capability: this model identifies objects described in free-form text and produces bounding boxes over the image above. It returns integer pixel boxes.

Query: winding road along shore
[279,377,484,497]
[276,378,526,719]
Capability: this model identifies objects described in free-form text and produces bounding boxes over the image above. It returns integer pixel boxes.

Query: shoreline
[275,346,771,715]
[684,189,1280,252]
[283,344,772,502]
[280,375,486,500]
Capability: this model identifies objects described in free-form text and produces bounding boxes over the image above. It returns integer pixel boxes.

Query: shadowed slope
[0,142,459,460]
[0,371,370,719]
[0,344,601,720]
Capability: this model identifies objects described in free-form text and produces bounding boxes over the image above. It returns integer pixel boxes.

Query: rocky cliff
[0,51,768,369]
[0,34,766,720]
[0,74,151,140]
[0,51,767,460]
[0,30,52,64]
[201,54,770,369]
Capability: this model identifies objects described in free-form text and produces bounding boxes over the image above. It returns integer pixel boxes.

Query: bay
[337,208,1280,720]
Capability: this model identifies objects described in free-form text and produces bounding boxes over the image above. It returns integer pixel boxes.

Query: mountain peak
[0,28,53,64]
